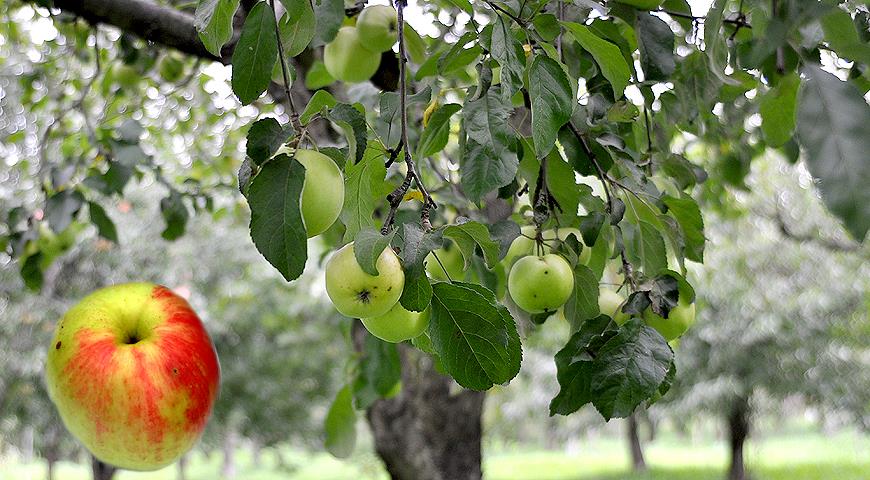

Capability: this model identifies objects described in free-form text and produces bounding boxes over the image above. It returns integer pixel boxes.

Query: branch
[659,9,752,30]
[772,206,861,253]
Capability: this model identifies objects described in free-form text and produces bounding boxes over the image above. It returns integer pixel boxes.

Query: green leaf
[623,221,667,276]
[429,282,522,390]
[491,15,525,100]
[417,103,461,158]
[404,24,427,64]
[397,223,442,311]
[378,88,430,149]
[797,64,870,241]
[703,0,738,86]
[324,385,356,458]
[341,144,388,241]
[562,264,600,332]
[550,316,618,416]
[759,73,799,148]
[529,55,574,158]
[247,154,308,281]
[461,86,517,202]
[159,191,189,241]
[400,273,433,313]
[438,32,482,75]
[246,117,293,164]
[533,14,561,42]
[311,0,344,47]
[663,194,705,263]
[443,220,501,269]
[88,202,118,243]
[353,228,396,276]
[194,0,240,56]
[591,319,673,420]
[300,90,337,124]
[231,1,278,105]
[353,333,402,409]
[545,150,580,221]
[45,189,84,232]
[328,103,368,165]
[820,8,870,65]
[635,12,675,82]
[562,22,631,99]
[21,253,44,291]
[304,60,335,89]
[278,0,316,57]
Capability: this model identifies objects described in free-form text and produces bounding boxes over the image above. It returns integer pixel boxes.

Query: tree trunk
[221,429,238,479]
[626,413,647,472]
[91,457,117,480]
[727,398,750,480]
[177,454,188,480]
[366,343,485,480]
[46,457,55,480]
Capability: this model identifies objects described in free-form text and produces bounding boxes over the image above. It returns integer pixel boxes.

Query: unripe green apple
[356,5,398,53]
[598,287,630,325]
[362,305,430,343]
[325,242,405,318]
[294,149,344,237]
[425,246,465,281]
[46,283,220,471]
[614,0,665,10]
[508,254,574,314]
[503,226,591,266]
[643,297,696,341]
[323,26,382,83]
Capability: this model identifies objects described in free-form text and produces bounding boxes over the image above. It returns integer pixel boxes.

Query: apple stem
[381,0,436,235]
[269,0,303,137]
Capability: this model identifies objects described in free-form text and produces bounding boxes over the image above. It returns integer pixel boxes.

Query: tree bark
[91,457,117,480]
[366,345,485,480]
[727,397,751,480]
[46,458,55,480]
[626,413,647,472]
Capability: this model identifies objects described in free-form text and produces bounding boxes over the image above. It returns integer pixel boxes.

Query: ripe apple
[45,283,220,471]
[598,287,630,325]
[323,26,382,83]
[508,254,574,314]
[362,305,430,343]
[614,0,664,10]
[325,242,405,318]
[504,226,591,267]
[356,5,398,53]
[643,297,696,341]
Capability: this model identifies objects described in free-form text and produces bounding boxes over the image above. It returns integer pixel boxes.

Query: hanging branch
[269,0,302,135]
[381,0,436,234]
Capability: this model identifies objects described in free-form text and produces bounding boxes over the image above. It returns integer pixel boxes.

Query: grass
[2,430,868,480]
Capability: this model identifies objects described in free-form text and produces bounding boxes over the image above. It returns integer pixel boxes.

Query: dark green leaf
[623,221,667,275]
[340,143,388,241]
[635,13,675,82]
[438,32,482,74]
[550,316,618,416]
[663,194,705,263]
[45,189,84,232]
[311,0,344,47]
[488,220,521,259]
[328,103,368,164]
[231,1,278,105]
[417,103,461,158]
[160,191,189,241]
[759,73,799,147]
[546,150,580,220]
[491,15,525,100]
[797,64,870,241]
[400,273,433,312]
[278,0,316,56]
[353,228,396,276]
[461,86,517,201]
[324,385,356,458]
[194,0,241,56]
[529,55,574,158]
[88,202,118,243]
[533,14,561,42]
[562,22,631,99]
[443,220,501,269]
[21,253,44,291]
[353,333,401,409]
[246,117,293,164]
[563,264,600,332]
[820,8,870,65]
[247,154,307,281]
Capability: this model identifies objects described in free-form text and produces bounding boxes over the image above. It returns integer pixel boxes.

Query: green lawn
[2,430,868,480]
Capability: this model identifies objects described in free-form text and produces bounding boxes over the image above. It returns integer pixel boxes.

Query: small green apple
[362,305,430,343]
[325,242,405,318]
[598,287,630,325]
[46,283,220,471]
[508,254,574,314]
[356,5,398,53]
[294,149,344,237]
[643,297,696,341]
[614,0,665,10]
[504,226,590,266]
[323,26,382,83]
[425,246,466,281]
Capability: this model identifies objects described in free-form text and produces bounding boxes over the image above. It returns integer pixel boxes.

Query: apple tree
[2,0,869,479]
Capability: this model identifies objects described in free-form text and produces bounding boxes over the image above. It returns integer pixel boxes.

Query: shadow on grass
[546,462,870,480]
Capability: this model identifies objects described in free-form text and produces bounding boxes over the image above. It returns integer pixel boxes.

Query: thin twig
[269,0,302,133]
[659,9,752,29]
[484,0,526,27]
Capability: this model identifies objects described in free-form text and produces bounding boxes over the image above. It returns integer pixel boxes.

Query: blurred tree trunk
[727,397,750,480]
[176,453,188,480]
[46,457,55,480]
[91,457,116,480]
[627,413,647,472]
[221,429,238,479]
[251,439,262,468]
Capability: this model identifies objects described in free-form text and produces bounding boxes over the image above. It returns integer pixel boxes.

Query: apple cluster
[324,5,398,83]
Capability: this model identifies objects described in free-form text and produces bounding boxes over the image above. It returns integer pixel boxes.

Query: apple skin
[598,287,630,325]
[294,149,344,237]
[614,0,664,10]
[504,226,591,267]
[643,298,696,341]
[325,242,405,318]
[323,26,382,83]
[356,5,398,53]
[45,283,220,471]
[508,254,574,314]
[425,246,466,282]
[362,305,430,343]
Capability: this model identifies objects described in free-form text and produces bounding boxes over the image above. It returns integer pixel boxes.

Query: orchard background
[0,0,868,479]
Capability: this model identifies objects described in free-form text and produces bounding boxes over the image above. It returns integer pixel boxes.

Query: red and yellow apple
[45,283,220,471]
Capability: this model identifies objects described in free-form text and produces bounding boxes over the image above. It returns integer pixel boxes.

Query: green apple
[614,0,664,10]
[643,297,696,341]
[362,305,430,343]
[295,149,344,237]
[325,242,405,318]
[425,246,466,281]
[598,287,630,325]
[323,26,382,83]
[356,5,398,53]
[508,254,574,314]
[158,54,185,83]
[504,226,591,266]
[46,283,220,471]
